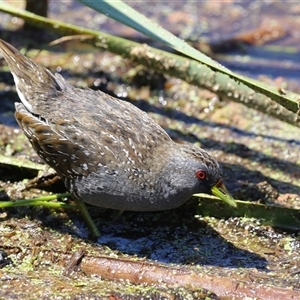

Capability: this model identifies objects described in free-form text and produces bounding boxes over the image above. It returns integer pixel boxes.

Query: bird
[0,39,236,235]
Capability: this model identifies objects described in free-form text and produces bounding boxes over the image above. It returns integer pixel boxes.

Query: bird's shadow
[76,202,268,271]
[1,196,266,271]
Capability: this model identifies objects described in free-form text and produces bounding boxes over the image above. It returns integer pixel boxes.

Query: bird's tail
[0,39,67,114]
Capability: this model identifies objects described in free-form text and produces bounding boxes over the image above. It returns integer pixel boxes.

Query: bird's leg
[73,197,100,238]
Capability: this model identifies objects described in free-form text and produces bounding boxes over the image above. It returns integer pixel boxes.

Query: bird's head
[172,143,237,208]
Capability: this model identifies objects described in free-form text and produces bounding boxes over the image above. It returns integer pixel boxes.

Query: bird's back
[0,39,172,179]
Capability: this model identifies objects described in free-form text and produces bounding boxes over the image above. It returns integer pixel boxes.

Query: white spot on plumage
[57,150,68,156]
[128,138,135,149]
[83,150,90,156]
[123,149,129,157]
[82,163,88,171]
[12,72,34,112]
[104,145,114,154]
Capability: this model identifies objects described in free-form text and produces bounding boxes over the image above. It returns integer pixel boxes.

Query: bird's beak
[211,179,237,208]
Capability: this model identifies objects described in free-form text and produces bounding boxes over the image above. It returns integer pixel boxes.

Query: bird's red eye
[196,170,206,180]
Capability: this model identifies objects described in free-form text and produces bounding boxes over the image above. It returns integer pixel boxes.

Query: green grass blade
[0,193,73,208]
[194,194,300,231]
[78,0,222,67]
[78,0,299,114]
